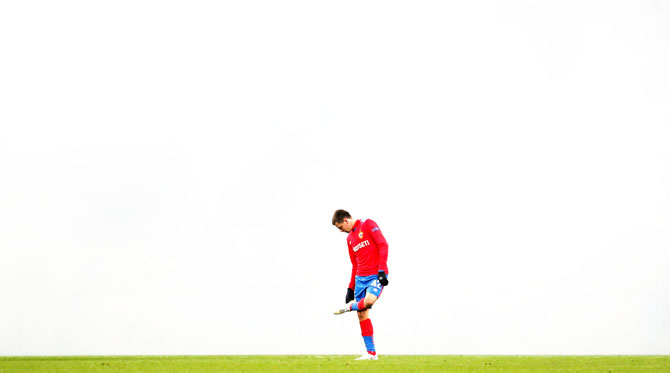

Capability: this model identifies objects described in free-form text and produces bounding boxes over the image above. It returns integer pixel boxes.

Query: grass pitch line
[0,355,668,372]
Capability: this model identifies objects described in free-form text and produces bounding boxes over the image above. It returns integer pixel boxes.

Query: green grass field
[1,355,668,373]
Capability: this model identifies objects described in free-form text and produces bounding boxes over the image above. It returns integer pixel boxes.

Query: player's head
[332,209,355,233]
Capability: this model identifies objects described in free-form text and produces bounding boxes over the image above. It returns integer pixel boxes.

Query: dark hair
[332,209,351,225]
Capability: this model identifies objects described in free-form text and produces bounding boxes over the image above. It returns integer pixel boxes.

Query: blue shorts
[354,274,387,302]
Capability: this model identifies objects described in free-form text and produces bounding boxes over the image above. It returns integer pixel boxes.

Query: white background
[1,0,669,355]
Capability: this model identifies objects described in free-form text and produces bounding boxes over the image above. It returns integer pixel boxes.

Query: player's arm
[366,219,389,285]
[347,242,357,302]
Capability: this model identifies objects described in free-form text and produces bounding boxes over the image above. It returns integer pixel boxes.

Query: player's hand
[345,288,355,303]
[378,271,389,286]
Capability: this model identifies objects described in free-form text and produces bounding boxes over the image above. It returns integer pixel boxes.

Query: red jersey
[347,219,389,290]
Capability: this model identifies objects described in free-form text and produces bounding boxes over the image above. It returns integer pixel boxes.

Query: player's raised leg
[349,292,378,312]
[335,283,381,314]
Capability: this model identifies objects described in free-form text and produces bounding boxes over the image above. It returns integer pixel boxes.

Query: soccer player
[332,209,389,361]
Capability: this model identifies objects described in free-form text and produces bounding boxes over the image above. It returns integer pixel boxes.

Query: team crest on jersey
[358,231,364,239]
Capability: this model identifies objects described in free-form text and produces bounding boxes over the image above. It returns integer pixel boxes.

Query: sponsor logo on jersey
[352,240,370,252]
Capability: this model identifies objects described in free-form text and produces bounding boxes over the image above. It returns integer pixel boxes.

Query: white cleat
[333,301,355,315]
[355,353,378,360]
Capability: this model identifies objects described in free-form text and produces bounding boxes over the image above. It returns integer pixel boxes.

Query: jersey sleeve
[365,219,389,274]
[348,240,357,290]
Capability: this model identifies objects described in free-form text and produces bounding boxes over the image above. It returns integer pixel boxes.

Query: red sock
[360,318,374,336]
[357,298,366,311]
[360,319,376,353]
